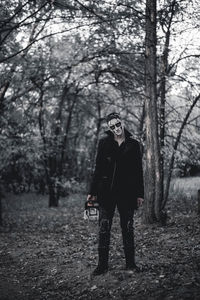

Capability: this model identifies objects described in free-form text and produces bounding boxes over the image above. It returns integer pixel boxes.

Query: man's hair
[105,112,121,123]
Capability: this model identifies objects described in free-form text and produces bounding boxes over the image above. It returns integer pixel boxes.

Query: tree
[0,0,199,222]
[157,0,200,209]
[144,0,163,223]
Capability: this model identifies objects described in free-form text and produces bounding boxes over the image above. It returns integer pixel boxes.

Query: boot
[92,248,109,276]
[124,247,141,272]
[124,246,134,266]
[92,264,108,276]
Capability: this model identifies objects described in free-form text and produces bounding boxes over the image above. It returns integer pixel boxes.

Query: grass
[168,176,200,214]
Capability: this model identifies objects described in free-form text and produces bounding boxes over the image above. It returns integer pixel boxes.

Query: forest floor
[0,186,200,300]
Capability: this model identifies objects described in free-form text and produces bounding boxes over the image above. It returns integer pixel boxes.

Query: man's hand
[137,197,144,207]
[87,194,97,206]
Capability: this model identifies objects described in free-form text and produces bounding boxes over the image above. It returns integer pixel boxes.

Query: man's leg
[118,205,137,269]
[92,204,115,276]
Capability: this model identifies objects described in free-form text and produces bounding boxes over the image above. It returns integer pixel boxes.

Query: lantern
[84,200,99,220]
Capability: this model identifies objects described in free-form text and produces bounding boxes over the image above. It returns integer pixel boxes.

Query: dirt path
[0,193,200,299]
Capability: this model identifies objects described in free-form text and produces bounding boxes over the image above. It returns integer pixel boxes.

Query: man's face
[108,118,123,136]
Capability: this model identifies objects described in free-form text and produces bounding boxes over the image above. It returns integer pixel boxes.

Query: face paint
[108,118,123,136]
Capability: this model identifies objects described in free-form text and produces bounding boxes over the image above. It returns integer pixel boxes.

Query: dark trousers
[97,199,135,267]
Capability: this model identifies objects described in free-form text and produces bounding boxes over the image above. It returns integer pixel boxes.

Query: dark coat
[89,129,144,209]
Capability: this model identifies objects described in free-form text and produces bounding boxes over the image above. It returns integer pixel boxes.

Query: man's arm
[135,141,144,205]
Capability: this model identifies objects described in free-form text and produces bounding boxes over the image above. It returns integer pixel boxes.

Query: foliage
[0,0,199,212]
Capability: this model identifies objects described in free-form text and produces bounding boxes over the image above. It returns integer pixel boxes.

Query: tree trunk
[92,97,102,168]
[159,0,176,211]
[163,93,200,209]
[86,94,102,193]
[48,176,59,207]
[159,33,169,211]
[0,195,2,226]
[38,89,59,207]
[144,0,162,223]
[48,154,59,207]
[198,190,200,215]
[60,94,76,172]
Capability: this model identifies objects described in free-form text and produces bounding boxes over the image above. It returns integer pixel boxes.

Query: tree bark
[159,28,170,212]
[144,0,162,223]
[159,0,176,212]
[87,95,103,193]
[60,93,76,172]
[38,88,59,207]
[0,194,2,226]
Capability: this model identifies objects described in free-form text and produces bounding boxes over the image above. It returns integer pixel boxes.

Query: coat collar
[105,128,132,140]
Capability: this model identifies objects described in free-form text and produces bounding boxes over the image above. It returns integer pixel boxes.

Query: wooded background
[0,0,200,224]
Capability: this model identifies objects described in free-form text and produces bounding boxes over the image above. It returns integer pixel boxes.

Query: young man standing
[87,112,144,276]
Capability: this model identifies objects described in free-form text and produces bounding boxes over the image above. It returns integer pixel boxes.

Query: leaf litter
[0,193,200,299]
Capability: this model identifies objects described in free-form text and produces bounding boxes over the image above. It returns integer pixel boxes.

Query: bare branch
[0,1,49,46]
[168,54,200,74]
[163,92,200,209]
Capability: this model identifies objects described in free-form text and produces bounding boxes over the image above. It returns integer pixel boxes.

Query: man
[87,112,144,276]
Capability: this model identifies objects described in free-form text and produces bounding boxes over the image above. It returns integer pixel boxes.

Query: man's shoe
[125,263,141,272]
[92,265,108,276]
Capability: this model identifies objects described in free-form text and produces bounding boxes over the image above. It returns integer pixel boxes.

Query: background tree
[0,0,199,223]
